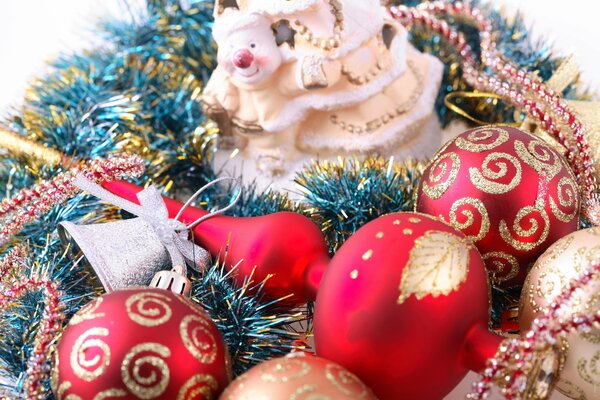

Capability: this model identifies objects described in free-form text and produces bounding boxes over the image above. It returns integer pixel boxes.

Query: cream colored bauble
[520,227,600,399]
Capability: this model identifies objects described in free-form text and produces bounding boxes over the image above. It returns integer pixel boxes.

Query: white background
[0,1,598,399]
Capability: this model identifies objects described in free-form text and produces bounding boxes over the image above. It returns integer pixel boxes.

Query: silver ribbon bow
[74,175,241,274]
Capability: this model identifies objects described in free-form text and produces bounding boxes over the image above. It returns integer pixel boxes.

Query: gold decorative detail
[422,152,461,200]
[325,363,371,398]
[93,389,128,400]
[57,381,72,399]
[294,0,344,51]
[362,250,373,261]
[499,205,550,251]
[376,232,384,239]
[180,314,218,364]
[177,374,218,400]
[469,152,522,194]
[125,292,173,327]
[290,384,320,400]
[555,379,588,400]
[577,350,600,386]
[51,348,60,394]
[331,61,424,135]
[448,197,490,242]
[393,220,401,225]
[69,297,104,326]
[514,139,562,180]
[409,217,422,224]
[403,229,413,235]
[482,252,519,284]
[260,359,311,383]
[301,56,329,89]
[549,176,580,223]
[454,126,510,152]
[341,33,389,85]
[398,230,470,304]
[120,343,171,399]
[350,269,359,279]
[70,327,111,382]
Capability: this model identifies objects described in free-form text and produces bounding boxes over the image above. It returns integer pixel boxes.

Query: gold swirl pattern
[125,292,173,327]
[555,379,587,400]
[325,363,370,398]
[260,359,311,383]
[69,298,104,326]
[499,205,550,251]
[577,351,600,386]
[581,293,600,344]
[454,126,510,152]
[448,197,490,242]
[180,314,218,364]
[549,177,580,223]
[482,252,519,284]
[93,389,128,400]
[530,265,569,314]
[290,384,325,400]
[514,139,562,180]
[177,374,218,400]
[422,152,460,200]
[70,327,111,382]
[120,343,171,399]
[469,152,522,194]
[56,381,72,400]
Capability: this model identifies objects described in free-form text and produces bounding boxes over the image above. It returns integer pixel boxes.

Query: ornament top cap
[150,265,192,297]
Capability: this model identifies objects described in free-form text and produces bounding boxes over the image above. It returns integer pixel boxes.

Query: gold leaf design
[69,297,104,326]
[398,230,470,304]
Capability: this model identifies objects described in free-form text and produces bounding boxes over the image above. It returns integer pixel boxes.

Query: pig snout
[233,49,254,69]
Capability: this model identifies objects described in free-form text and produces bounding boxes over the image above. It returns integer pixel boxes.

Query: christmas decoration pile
[1,1,600,400]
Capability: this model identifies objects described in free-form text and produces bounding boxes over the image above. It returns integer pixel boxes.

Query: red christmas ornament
[416,125,580,287]
[52,287,231,400]
[102,180,330,304]
[313,212,503,400]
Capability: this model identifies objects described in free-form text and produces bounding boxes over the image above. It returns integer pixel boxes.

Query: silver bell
[58,218,171,292]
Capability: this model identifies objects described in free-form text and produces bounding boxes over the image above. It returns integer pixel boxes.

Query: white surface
[0,1,595,399]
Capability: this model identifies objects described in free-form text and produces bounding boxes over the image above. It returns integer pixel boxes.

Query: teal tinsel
[0,0,589,397]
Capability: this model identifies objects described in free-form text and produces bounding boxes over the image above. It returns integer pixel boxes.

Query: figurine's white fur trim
[333,3,386,59]
[246,0,322,16]
[263,28,409,133]
[298,51,445,152]
[213,10,270,44]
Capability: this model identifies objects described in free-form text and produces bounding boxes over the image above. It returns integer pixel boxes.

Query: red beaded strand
[0,153,145,244]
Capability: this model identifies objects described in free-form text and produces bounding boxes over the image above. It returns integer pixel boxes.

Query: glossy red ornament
[313,212,503,400]
[52,287,231,400]
[102,180,330,304]
[416,125,580,287]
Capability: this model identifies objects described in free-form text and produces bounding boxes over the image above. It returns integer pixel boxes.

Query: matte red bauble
[313,212,502,400]
[102,180,330,304]
[52,287,231,399]
[416,125,580,287]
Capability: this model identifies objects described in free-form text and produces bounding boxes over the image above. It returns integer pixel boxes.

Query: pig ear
[216,0,239,15]
[272,19,296,48]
